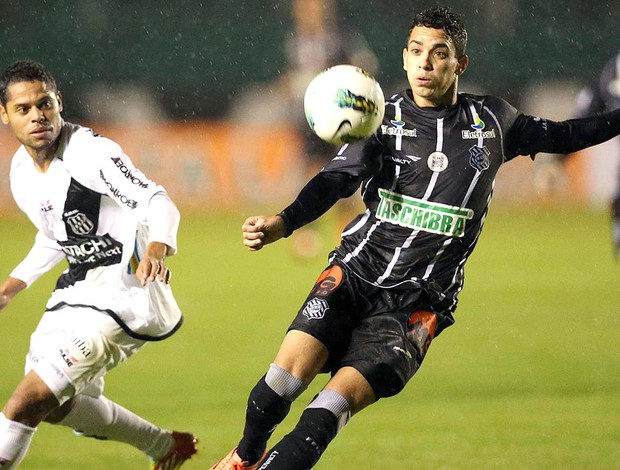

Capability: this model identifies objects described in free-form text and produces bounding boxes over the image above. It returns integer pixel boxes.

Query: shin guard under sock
[237,376,293,464]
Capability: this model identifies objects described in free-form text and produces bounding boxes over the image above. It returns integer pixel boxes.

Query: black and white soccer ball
[304,64,385,145]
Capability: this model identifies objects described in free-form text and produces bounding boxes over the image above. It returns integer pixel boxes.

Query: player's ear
[456,55,469,75]
[0,104,8,125]
[56,91,63,113]
[402,48,407,71]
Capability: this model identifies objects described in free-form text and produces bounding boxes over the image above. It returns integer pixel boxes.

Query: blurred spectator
[576,52,620,257]
[284,0,378,257]
[565,52,620,257]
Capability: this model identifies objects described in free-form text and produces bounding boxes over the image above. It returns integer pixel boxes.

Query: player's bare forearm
[0,277,27,312]
[242,215,287,251]
[136,241,172,286]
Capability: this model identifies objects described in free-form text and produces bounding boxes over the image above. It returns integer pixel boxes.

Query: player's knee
[366,363,407,399]
[3,392,56,427]
[265,363,308,402]
[43,397,75,424]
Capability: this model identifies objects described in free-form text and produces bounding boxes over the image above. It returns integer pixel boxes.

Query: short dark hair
[0,60,58,106]
[408,7,468,57]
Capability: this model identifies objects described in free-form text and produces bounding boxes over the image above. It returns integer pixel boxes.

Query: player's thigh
[341,309,438,399]
[26,305,145,405]
[287,264,357,371]
[273,330,329,383]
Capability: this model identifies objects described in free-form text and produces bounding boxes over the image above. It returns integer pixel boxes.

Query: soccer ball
[304,64,385,145]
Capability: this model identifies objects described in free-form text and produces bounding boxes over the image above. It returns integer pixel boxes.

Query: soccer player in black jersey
[211,7,620,470]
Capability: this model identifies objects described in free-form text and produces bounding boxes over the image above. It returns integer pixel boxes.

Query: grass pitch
[1,204,619,469]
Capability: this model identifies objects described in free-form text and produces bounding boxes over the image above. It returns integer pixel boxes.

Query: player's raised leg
[53,394,197,469]
[210,331,328,470]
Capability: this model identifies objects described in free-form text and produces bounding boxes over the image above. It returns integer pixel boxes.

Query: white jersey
[9,122,182,341]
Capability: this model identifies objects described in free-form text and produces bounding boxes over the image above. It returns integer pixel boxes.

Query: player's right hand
[0,277,27,312]
[0,294,10,312]
[242,215,286,251]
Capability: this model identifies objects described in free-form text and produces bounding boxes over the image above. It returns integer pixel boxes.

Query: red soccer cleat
[151,431,198,470]
[210,447,266,470]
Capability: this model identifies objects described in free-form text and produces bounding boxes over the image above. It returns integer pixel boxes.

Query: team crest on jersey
[468,145,491,171]
[65,211,95,236]
[302,297,329,320]
[427,151,448,172]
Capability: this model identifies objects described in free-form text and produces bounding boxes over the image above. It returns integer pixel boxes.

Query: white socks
[0,412,36,469]
[57,394,173,460]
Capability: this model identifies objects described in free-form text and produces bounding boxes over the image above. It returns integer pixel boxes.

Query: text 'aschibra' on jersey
[376,189,474,237]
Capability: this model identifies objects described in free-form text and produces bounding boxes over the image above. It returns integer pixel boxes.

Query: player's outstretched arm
[0,277,27,312]
[242,215,287,251]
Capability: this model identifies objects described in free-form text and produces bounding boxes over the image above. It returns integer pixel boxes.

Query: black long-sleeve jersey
[280,90,620,314]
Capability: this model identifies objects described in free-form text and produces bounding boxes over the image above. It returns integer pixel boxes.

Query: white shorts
[25,305,145,404]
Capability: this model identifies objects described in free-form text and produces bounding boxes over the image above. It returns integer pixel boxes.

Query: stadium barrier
[0,120,608,215]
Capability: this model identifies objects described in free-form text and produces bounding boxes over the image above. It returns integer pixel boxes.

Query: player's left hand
[136,242,172,286]
[137,256,171,286]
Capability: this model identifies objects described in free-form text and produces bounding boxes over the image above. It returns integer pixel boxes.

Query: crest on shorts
[302,298,329,320]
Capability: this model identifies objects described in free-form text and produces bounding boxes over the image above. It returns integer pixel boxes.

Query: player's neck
[27,147,56,173]
[413,83,459,108]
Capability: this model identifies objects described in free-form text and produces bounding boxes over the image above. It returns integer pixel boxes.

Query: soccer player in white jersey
[0,60,197,469]
[211,6,620,470]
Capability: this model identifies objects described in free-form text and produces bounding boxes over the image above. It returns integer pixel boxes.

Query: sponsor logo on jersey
[471,113,485,130]
[99,170,138,208]
[71,335,92,358]
[381,124,417,137]
[311,265,343,297]
[59,348,79,367]
[468,145,491,171]
[461,128,496,139]
[59,234,123,267]
[376,188,474,237]
[40,200,54,212]
[391,154,422,165]
[111,157,149,188]
[302,297,329,320]
[427,151,448,172]
[64,211,95,236]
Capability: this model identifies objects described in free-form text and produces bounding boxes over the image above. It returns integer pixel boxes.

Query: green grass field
[1,204,619,469]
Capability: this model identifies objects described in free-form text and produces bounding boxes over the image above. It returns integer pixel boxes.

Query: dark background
[1,0,618,121]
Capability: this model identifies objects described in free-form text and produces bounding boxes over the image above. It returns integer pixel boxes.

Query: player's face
[0,80,63,159]
[402,26,468,107]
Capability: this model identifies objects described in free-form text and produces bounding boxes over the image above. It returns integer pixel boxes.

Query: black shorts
[288,263,453,399]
